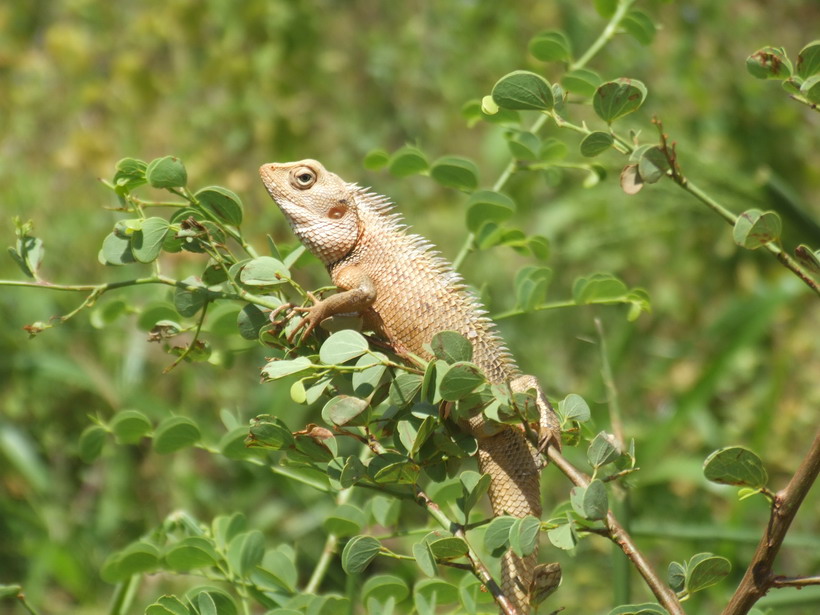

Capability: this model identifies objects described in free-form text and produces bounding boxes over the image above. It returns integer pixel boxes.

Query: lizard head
[259,159,361,265]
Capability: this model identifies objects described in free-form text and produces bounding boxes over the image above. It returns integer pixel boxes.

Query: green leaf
[620,163,644,195]
[514,265,552,312]
[322,395,369,427]
[637,146,670,184]
[351,352,388,395]
[580,131,614,157]
[363,149,390,171]
[546,522,577,550]
[800,74,820,104]
[491,70,554,111]
[319,330,369,364]
[246,415,294,450]
[439,362,485,401]
[509,515,541,558]
[528,30,571,62]
[174,277,208,317]
[459,471,491,516]
[388,146,429,177]
[152,416,201,454]
[239,256,289,286]
[668,561,686,593]
[430,331,473,363]
[165,536,218,571]
[797,40,820,79]
[389,373,423,407]
[703,446,768,489]
[196,186,243,226]
[323,504,366,537]
[527,235,550,260]
[131,217,170,263]
[507,131,542,160]
[145,595,189,615]
[795,244,820,273]
[581,479,608,520]
[0,585,21,599]
[146,156,187,189]
[686,553,731,593]
[561,68,602,98]
[219,426,257,460]
[237,303,272,340]
[430,156,479,191]
[573,273,629,304]
[414,578,459,614]
[99,232,136,266]
[110,409,152,444]
[732,209,782,250]
[371,454,419,484]
[608,604,668,615]
[362,574,409,605]
[593,0,617,18]
[197,592,217,615]
[114,157,147,183]
[593,79,648,123]
[78,425,107,462]
[413,541,438,577]
[102,541,160,582]
[465,191,515,234]
[560,393,591,423]
[261,356,313,380]
[341,535,382,574]
[484,516,515,553]
[539,137,568,162]
[622,10,656,45]
[428,537,468,560]
[587,432,620,469]
[227,530,265,577]
[746,46,793,79]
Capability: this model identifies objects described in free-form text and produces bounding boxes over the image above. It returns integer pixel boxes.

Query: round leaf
[439,362,485,401]
[484,516,515,553]
[146,155,187,189]
[703,446,768,489]
[110,410,152,444]
[323,504,366,537]
[361,574,409,604]
[78,425,107,462]
[546,522,577,550]
[561,68,602,98]
[491,71,554,111]
[413,541,438,577]
[196,186,244,226]
[686,553,731,593]
[746,46,793,79]
[131,217,170,263]
[580,131,614,157]
[341,535,382,574]
[797,40,820,79]
[587,432,620,469]
[321,395,369,427]
[430,156,479,191]
[174,277,207,317]
[507,131,542,160]
[153,416,201,454]
[246,415,294,450]
[430,331,474,363]
[465,190,516,233]
[99,233,136,266]
[637,146,670,184]
[165,537,218,571]
[428,537,468,560]
[528,30,571,62]
[388,146,428,177]
[319,329,369,364]
[622,10,656,45]
[593,79,648,123]
[239,256,289,286]
[509,515,541,558]
[732,209,782,250]
[800,74,820,104]
[261,356,313,380]
[227,530,265,576]
[363,149,390,170]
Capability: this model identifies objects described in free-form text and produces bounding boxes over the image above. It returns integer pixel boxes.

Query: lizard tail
[478,427,543,614]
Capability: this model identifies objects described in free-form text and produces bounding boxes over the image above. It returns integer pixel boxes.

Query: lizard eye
[291,167,317,189]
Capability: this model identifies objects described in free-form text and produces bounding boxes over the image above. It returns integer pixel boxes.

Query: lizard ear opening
[327,202,348,219]
[290,166,317,190]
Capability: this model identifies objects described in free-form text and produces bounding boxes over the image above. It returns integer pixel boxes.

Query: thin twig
[547,447,685,615]
[721,429,820,615]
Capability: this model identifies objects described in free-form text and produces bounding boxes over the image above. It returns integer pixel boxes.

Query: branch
[546,448,685,615]
[721,428,820,615]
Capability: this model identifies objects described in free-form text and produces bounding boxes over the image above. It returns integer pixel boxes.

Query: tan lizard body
[260,159,560,614]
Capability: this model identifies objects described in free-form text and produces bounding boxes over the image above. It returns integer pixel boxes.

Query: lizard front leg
[286,264,376,343]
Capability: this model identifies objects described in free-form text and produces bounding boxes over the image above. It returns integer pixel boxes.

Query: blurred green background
[1,0,818,613]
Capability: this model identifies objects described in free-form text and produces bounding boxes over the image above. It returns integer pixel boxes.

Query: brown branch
[771,575,820,588]
[722,428,820,615]
[546,448,686,615]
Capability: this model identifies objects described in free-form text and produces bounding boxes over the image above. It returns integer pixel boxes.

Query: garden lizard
[260,159,561,614]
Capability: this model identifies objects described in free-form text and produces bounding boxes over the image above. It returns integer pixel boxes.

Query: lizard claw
[284,292,323,345]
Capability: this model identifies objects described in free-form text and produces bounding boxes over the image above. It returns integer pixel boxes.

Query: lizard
[259,159,562,614]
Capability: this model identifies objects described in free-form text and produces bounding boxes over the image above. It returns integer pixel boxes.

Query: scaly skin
[260,159,560,613]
